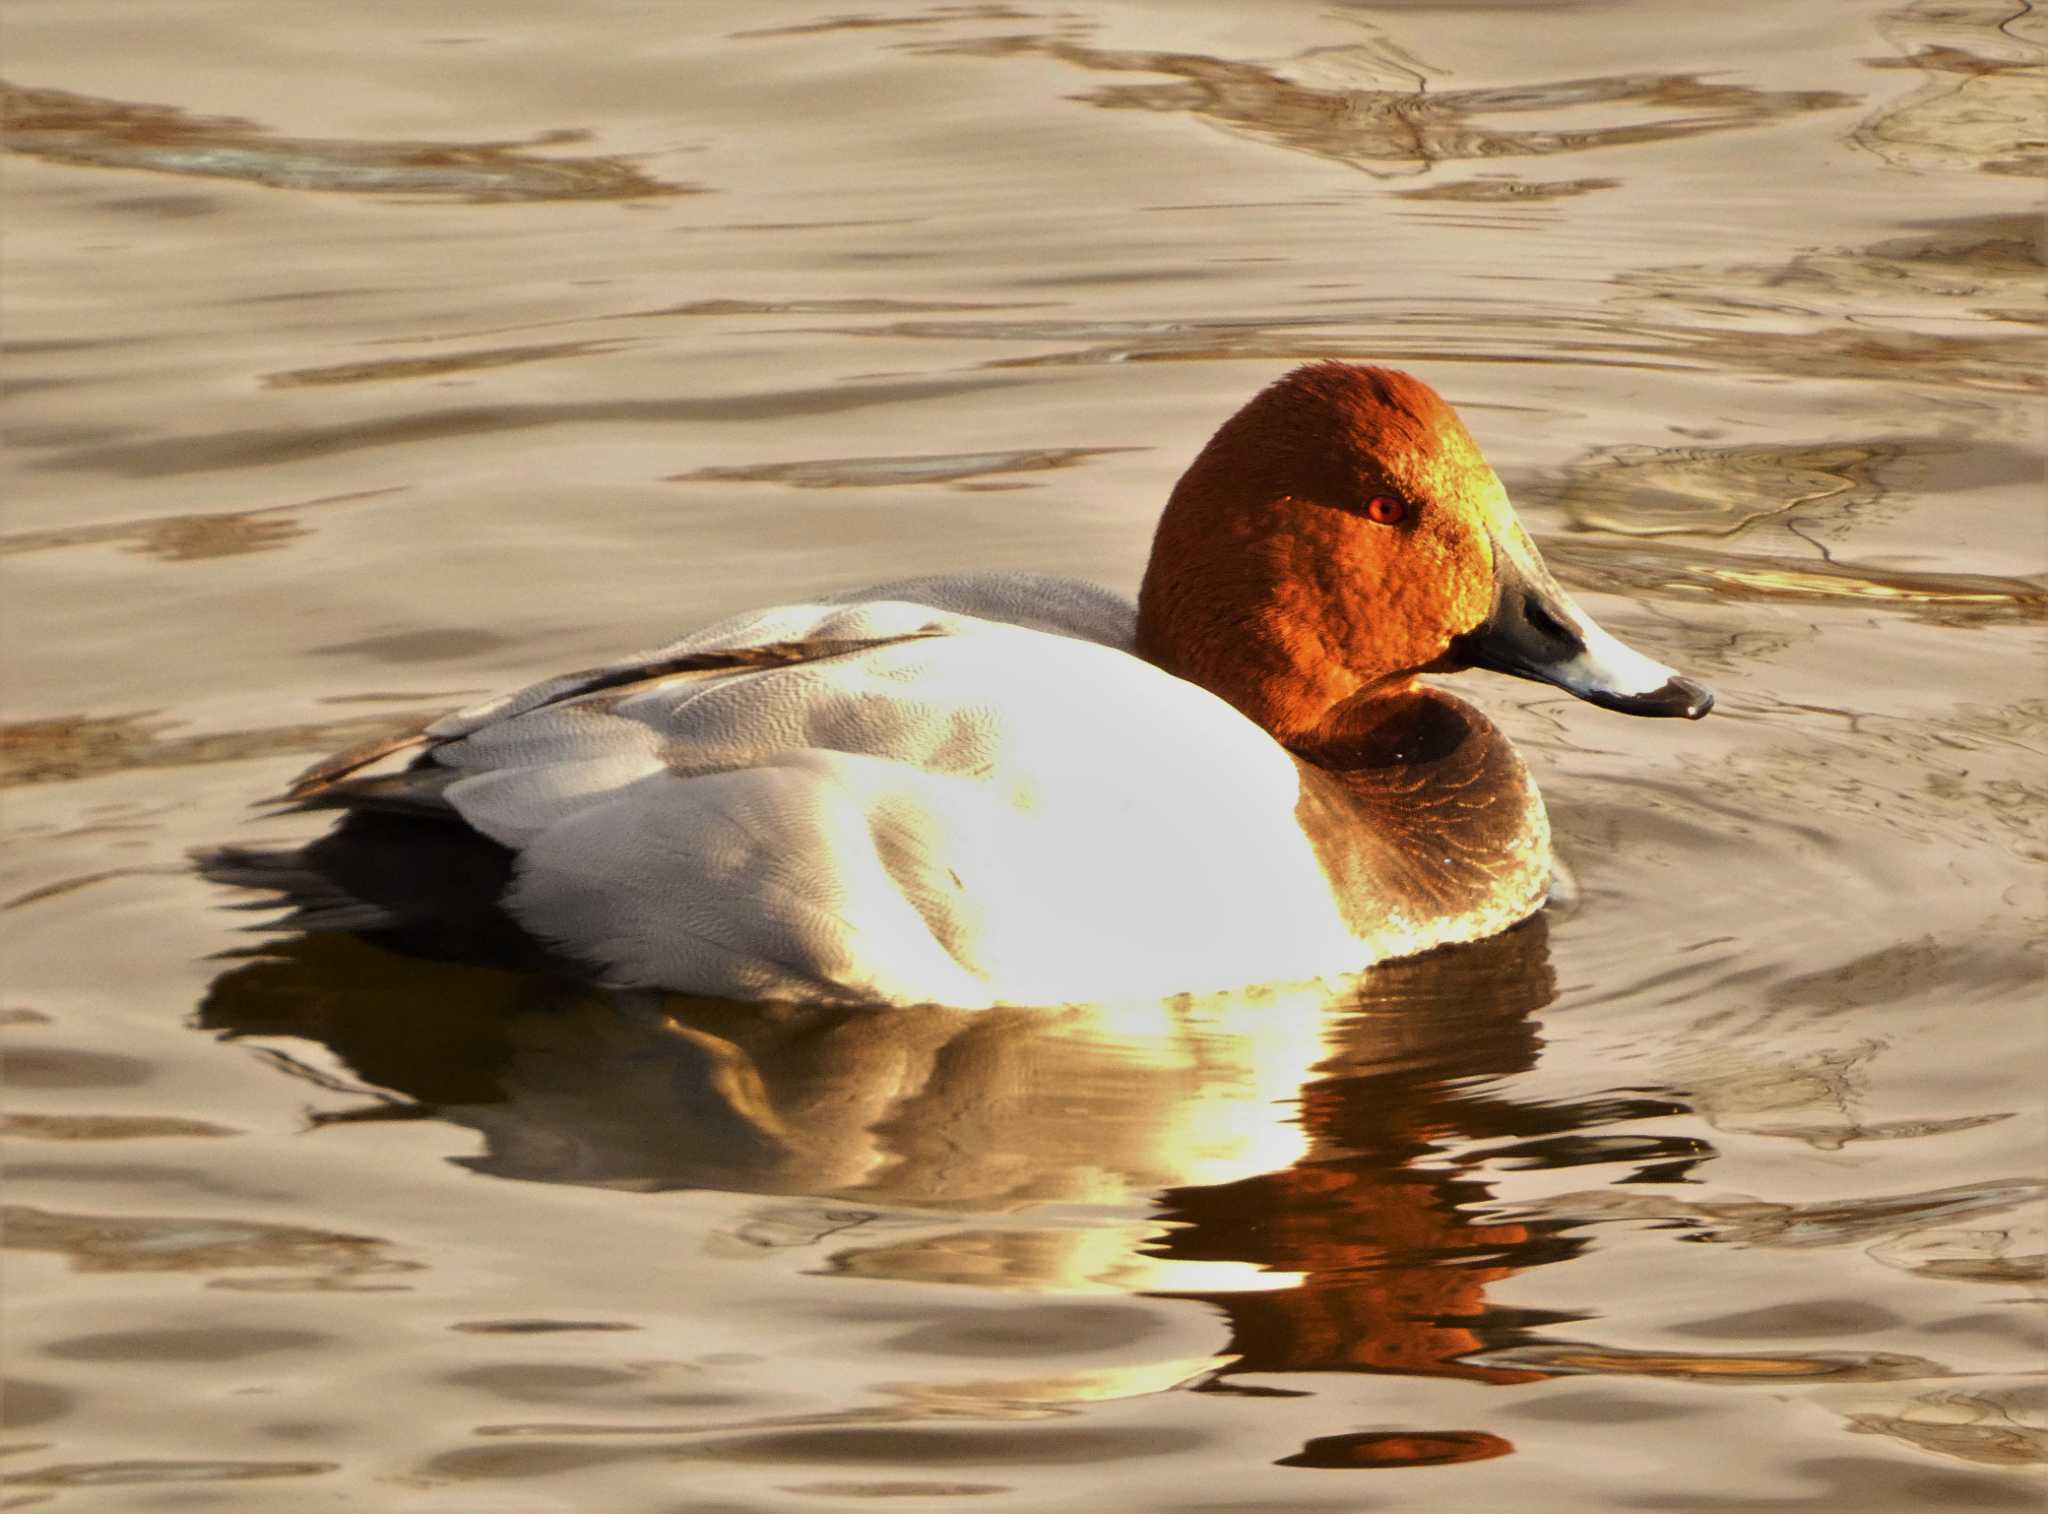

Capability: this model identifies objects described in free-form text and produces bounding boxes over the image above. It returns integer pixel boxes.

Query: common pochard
[203,363,1711,1008]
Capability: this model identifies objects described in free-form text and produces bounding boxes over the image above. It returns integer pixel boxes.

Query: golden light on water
[1707,565,2020,604]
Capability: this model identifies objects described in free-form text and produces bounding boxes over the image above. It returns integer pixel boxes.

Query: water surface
[4,1,2044,1509]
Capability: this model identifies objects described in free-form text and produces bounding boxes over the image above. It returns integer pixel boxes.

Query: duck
[200,362,1712,1010]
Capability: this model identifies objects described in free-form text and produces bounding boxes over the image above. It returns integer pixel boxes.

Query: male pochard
[204,363,1711,1009]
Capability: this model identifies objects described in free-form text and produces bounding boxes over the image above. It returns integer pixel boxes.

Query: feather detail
[276,632,947,806]
[280,766,464,818]
[279,722,433,803]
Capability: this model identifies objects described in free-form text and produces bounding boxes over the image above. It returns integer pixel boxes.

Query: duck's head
[1136,362,1713,745]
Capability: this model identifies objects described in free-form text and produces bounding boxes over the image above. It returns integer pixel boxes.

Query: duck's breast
[1290,689,1553,963]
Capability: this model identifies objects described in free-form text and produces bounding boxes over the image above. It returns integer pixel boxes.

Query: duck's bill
[1455,539,1715,719]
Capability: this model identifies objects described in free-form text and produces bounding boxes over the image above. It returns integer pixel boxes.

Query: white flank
[424,573,1366,1009]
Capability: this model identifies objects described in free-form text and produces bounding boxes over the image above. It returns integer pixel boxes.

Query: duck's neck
[1136,514,1362,747]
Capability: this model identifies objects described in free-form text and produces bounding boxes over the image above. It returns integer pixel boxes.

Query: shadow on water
[196,915,1714,1469]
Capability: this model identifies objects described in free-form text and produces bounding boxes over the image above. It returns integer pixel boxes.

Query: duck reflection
[199,916,1693,1450]
[1157,927,1589,1395]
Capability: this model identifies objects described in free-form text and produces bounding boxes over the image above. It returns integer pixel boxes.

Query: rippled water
[4,1,2044,1508]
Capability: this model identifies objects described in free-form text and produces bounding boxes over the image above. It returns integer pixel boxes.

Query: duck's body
[205,364,1708,1008]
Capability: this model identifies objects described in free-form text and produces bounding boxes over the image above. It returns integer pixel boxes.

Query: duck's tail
[192,843,403,936]
[193,814,584,977]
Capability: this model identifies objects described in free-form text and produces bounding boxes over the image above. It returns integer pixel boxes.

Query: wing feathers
[280,632,948,809]
[425,633,947,742]
[281,766,464,818]
[280,723,434,803]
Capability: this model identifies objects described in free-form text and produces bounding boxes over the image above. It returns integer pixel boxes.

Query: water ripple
[2,82,694,202]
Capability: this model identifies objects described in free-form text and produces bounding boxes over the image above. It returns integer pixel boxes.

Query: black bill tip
[1585,674,1715,720]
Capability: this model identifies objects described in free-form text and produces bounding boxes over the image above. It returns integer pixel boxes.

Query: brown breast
[1290,687,1551,954]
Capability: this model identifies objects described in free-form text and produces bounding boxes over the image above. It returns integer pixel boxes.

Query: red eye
[1366,495,1407,526]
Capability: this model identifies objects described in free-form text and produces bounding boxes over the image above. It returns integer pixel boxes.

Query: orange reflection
[1279,1428,1514,1469]
[197,912,1699,1460]
[1151,921,1574,1390]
